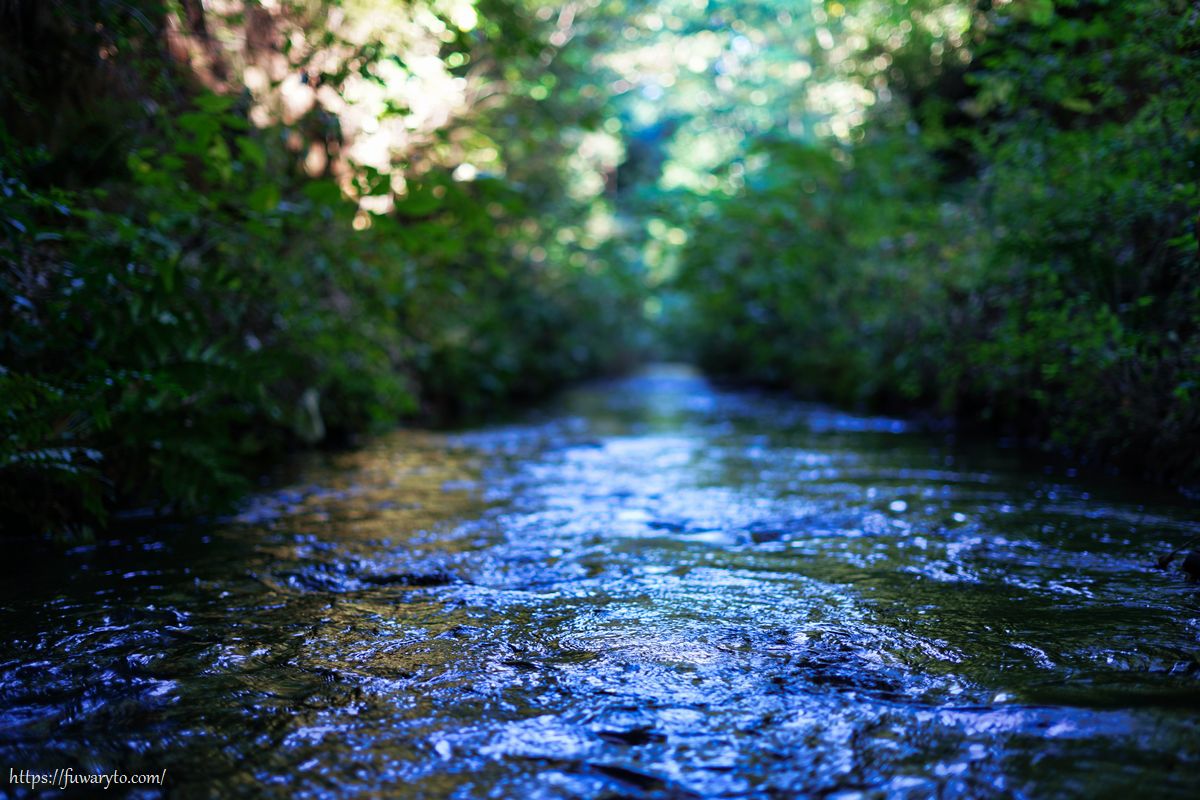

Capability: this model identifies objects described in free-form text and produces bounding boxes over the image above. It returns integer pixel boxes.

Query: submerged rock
[1182,550,1200,582]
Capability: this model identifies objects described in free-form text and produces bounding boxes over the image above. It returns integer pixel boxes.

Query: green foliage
[1,0,643,536]
[677,0,1200,484]
[7,0,1195,538]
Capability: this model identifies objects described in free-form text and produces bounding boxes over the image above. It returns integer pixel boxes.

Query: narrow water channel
[2,365,1198,797]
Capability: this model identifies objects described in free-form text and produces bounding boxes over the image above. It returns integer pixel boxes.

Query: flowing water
[2,365,1199,798]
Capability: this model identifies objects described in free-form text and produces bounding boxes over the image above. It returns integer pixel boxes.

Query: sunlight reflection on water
[2,365,1198,798]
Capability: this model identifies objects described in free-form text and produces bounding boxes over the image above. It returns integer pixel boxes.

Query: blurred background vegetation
[2,0,1197,536]
[668,0,1199,487]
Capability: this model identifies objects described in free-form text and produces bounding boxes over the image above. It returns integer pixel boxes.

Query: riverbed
[2,365,1198,797]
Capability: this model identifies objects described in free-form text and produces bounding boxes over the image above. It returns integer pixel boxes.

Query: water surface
[3,365,1198,797]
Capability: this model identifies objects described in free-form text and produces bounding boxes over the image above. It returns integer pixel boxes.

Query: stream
[2,365,1198,798]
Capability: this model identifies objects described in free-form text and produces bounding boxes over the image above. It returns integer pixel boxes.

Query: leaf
[236,136,267,170]
[194,93,235,114]
[160,257,176,294]
[1030,0,1055,27]
[1059,97,1095,114]
[304,180,344,207]
[247,184,281,213]
[395,184,442,217]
